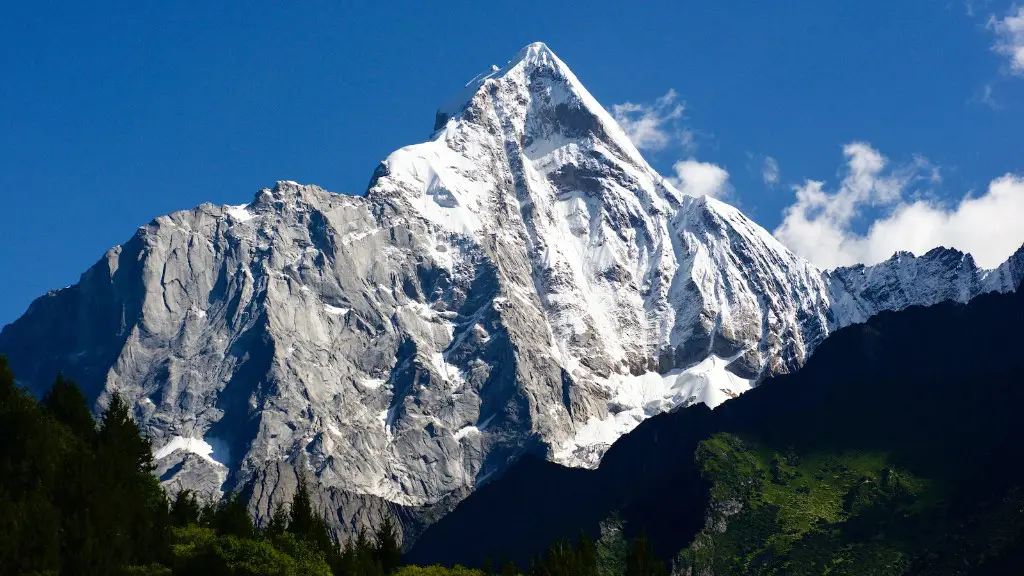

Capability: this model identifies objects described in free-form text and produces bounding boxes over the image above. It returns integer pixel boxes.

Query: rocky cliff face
[1,42,1020,542]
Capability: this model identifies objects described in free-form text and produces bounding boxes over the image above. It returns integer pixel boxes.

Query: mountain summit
[2,42,1021,541]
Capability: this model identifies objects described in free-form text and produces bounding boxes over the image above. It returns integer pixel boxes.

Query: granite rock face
[2,42,1020,544]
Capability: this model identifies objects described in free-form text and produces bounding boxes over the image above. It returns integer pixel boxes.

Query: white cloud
[762,156,780,186]
[669,159,731,199]
[989,6,1024,75]
[611,89,688,151]
[774,142,1024,270]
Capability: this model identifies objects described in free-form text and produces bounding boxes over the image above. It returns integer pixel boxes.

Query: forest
[0,355,666,576]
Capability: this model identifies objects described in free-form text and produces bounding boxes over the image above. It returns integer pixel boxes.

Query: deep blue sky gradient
[2,1,1022,324]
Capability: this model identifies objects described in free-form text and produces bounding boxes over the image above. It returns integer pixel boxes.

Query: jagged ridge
[1,42,1021,544]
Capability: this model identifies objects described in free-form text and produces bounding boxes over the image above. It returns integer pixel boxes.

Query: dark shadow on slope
[409,284,1024,568]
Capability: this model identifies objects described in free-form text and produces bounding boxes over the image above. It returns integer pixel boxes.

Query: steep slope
[408,283,1024,572]
[1,42,1021,541]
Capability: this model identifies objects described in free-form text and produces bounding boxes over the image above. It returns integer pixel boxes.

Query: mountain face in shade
[1,42,1021,542]
[407,283,1024,571]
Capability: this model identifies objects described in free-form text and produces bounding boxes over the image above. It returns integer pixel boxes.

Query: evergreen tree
[597,513,628,576]
[263,500,289,538]
[355,528,384,576]
[287,473,318,540]
[169,489,202,527]
[94,392,170,571]
[624,532,665,576]
[578,531,599,576]
[287,472,343,569]
[0,356,64,575]
[375,515,403,575]
[338,533,359,575]
[210,491,256,539]
[42,373,96,443]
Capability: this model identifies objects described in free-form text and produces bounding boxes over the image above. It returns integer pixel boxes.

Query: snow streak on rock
[2,42,1022,540]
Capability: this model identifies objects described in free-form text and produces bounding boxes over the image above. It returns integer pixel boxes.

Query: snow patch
[553,353,753,468]
[153,435,227,468]
[453,425,479,441]
[431,352,465,388]
[225,205,255,222]
[359,378,386,390]
[323,304,350,316]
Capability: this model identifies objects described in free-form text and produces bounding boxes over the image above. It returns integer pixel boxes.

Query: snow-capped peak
[3,41,1021,543]
[431,43,659,180]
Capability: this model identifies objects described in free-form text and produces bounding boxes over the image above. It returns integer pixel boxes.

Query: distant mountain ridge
[1,42,1021,542]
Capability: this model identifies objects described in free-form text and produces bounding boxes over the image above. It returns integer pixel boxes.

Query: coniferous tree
[263,500,290,538]
[578,531,599,576]
[210,491,256,539]
[0,357,64,575]
[597,513,628,576]
[375,515,403,575]
[287,472,343,569]
[169,489,202,527]
[42,373,96,443]
[355,528,384,576]
[94,392,170,571]
[624,532,665,576]
[338,533,359,575]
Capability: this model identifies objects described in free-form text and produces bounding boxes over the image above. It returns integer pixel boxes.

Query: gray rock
[1,42,1020,545]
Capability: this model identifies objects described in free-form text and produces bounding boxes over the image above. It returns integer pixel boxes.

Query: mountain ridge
[1,41,1021,543]
[407,281,1024,570]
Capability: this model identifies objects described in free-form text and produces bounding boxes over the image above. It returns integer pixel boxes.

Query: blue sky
[2,0,1024,325]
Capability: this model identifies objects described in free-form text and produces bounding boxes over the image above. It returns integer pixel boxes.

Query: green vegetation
[6,341,1023,576]
[0,353,668,576]
[0,355,447,576]
[675,433,954,575]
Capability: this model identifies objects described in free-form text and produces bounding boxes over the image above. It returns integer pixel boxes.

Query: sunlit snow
[153,435,227,467]
[554,353,753,468]
[225,205,255,222]
[323,304,349,315]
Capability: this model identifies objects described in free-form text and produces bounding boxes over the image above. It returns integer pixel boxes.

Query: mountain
[408,282,1024,573]
[1,42,1021,542]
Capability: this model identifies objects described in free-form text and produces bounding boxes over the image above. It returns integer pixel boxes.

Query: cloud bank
[773,142,1024,270]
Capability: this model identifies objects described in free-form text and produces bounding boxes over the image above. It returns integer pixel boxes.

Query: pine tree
[94,392,170,570]
[624,532,665,576]
[42,373,96,443]
[211,491,255,539]
[355,528,384,576]
[597,513,628,576]
[264,500,290,538]
[0,356,64,575]
[169,489,202,527]
[98,393,156,474]
[288,473,318,540]
[338,534,358,576]
[287,472,343,568]
[374,515,402,574]
[578,531,599,576]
